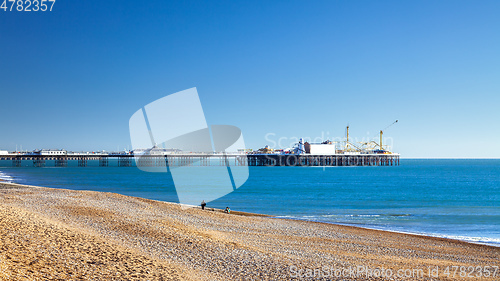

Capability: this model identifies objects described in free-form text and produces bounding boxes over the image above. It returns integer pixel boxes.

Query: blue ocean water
[1,159,499,246]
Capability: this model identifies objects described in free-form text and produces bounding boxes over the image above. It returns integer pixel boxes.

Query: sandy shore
[0,182,498,280]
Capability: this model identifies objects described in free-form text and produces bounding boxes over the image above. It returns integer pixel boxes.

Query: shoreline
[1,181,498,249]
[1,182,499,280]
[277,217,500,248]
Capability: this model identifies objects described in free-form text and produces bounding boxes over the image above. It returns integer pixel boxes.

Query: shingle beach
[0,182,498,280]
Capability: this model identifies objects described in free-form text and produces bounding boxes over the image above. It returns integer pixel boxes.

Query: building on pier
[31,149,67,156]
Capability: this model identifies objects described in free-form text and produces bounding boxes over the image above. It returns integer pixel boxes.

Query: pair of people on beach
[200,200,230,214]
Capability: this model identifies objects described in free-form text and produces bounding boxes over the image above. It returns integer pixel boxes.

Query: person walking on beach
[224,207,231,214]
[201,200,206,210]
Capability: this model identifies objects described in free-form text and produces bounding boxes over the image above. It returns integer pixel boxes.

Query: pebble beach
[0,182,498,280]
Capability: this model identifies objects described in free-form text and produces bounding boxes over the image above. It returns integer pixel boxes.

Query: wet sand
[0,182,498,280]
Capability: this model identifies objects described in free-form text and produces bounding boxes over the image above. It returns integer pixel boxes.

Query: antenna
[383,120,398,131]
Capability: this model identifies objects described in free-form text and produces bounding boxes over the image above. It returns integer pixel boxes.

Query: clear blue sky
[1,0,499,158]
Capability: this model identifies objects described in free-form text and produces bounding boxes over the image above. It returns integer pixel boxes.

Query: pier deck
[0,154,399,167]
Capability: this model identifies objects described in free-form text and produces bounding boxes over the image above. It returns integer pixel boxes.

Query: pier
[0,154,399,167]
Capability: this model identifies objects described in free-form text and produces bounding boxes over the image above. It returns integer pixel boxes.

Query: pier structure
[0,153,399,168]
[99,157,109,167]
[247,154,399,167]
[55,157,68,167]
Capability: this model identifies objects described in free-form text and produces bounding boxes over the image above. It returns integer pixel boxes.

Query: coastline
[1,161,498,250]
[0,182,498,280]
[1,180,496,248]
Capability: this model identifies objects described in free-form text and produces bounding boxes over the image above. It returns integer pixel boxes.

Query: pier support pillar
[55,157,68,167]
[118,157,132,167]
[33,158,46,167]
[12,158,21,167]
[99,157,109,167]
[78,158,87,167]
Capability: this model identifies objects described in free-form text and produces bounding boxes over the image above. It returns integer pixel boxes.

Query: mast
[346,125,350,150]
[380,130,383,150]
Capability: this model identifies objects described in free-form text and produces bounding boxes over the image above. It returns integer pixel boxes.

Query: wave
[0,171,14,183]
[372,229,500,247]
[285,214,412,219]
[273,214,500,247]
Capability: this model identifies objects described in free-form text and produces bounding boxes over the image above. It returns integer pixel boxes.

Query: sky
[1,0,499,158]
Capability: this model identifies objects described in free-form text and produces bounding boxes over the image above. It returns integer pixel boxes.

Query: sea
[1,159,499,247]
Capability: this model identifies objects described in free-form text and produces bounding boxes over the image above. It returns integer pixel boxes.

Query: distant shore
[0,182,498,280]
